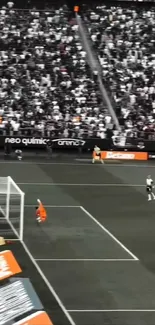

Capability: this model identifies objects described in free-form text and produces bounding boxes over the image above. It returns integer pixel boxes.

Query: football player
[146,175,155,201]
[92,145,104,164]
[35,199,47,223]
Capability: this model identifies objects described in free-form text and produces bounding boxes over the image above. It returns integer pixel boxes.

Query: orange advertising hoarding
[13,311,54,325]
[0,250,22,280]
[93,151,148,161]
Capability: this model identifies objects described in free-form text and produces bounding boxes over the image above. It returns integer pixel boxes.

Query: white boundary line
[35,258,137,262]
[0,161,154,168]
[80,206,139,261]
[25,205,80,208]
[0,162,96,166]
[0,162,100,166]
[2,214,76,325]
[18,183,144,187]
[68,309,155,312]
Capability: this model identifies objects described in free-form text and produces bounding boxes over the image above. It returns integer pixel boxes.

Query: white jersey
[146,178,153,186]
[15,150,22,154]
[94,146,101,154]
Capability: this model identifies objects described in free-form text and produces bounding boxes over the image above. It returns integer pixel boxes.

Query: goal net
[0,177,25,240]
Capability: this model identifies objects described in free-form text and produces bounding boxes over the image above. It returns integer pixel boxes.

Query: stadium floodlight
[0,177,25,241]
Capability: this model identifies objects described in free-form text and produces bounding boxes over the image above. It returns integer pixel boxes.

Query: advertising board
[0,135,154,152]
[2,136,111,150]
[0,250,22,280]
[13,311,53,325]
[0,278,43,325]
[148,153,155,160]
[3,136,107,149]
[51,138,86,147]
[0,249,52,325]
[101,151,148,160]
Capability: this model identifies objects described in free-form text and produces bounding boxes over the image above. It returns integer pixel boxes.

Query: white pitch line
[68,309,155,312]
[18,182,144,187]
[0,161,99,166]
[25,205,80,208]
[80,206,139,261]
[0,160,154,168]
[35,258,137,262]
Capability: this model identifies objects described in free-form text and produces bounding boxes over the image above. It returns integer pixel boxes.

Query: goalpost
[0,177,25,241]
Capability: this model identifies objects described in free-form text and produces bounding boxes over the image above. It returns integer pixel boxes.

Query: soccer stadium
[0,0,155,325]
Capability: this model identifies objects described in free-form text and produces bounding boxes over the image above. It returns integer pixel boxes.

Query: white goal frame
[0,176,25,241]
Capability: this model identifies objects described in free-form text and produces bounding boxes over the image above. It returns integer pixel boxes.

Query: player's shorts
[95,152,101,159]
[41,216,46,222]
[146,185,152,193]
[36,216,47,223]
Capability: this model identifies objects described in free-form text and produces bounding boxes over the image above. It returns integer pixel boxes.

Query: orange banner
[100,151,148,160]
[13,311,53,325]
[0,250,22,280]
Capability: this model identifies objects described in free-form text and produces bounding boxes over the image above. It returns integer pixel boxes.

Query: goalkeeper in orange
[35,199,47,223]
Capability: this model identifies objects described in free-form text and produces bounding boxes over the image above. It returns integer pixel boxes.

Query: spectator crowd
[0,2,106,139]
[84,4,155,139]
[0,2,155,140]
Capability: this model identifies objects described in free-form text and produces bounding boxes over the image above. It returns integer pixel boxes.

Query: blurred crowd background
[0,0,154,140]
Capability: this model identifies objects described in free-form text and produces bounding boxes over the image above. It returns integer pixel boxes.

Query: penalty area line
[25,205,80,208]
[80,206,139,261]
[35,258,137,262]
[68,309,155,313]
[18,182,144,187]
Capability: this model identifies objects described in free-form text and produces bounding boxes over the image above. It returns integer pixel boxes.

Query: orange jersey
[36,202,47,219]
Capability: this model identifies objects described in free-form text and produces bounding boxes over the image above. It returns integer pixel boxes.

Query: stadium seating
[0,2,155,139]
[84,4,155,139]
[0,3,106,138]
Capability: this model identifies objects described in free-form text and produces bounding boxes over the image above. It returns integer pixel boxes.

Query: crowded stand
[0,2,155,140]
[0,2,106,138]
[84,4,155,139]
